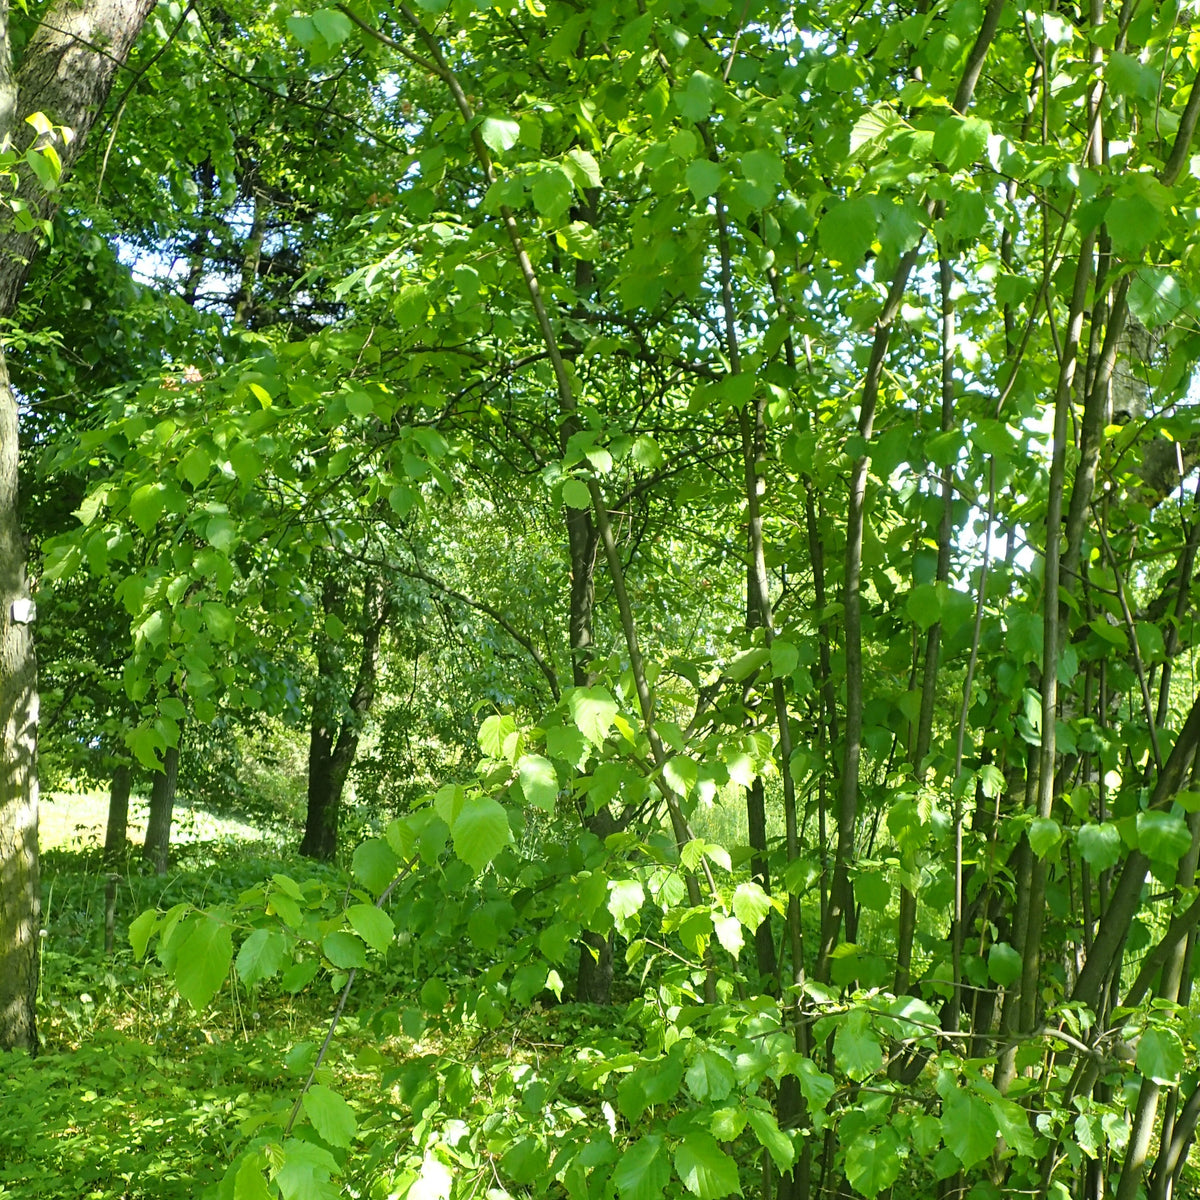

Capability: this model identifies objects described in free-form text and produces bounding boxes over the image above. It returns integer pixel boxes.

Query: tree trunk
[0,0,157,1054]
[103,761,132,868]
[142,744,178,875]
[300,581,386,861]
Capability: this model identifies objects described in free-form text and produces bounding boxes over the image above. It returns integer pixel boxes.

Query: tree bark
[0,0,157,1054]
[300,581,386,861]
[142,743,178,875]
[103,760,132,869]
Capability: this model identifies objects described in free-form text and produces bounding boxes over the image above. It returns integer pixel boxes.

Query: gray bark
[0,0,157,1053]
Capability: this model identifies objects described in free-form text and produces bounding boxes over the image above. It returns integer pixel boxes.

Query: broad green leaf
[1077,822,1121,869]
[303,1083,357,1148]
[451,795,511,872]
[175,917,233,1011]
[532,166,573,221]
[275,1138,341,1200]
[479,713,517,758]
[347,903,394,954]
[178,446,211,487]
[686,1049,736,1102]
[745,1109,796,1173]
[686,159,721,201]
[844,1128,901,1197]
[233,1153,273,1200]
[933,115,990,170]
[129,482,166,535]
[664,755,698,797]
[518,754,559,811]
[1137,1025,1185,1084]
[408,1153,454,1200]
[608,878,645,927]
[129,909,157,960]
[569,686,619,746]
[352,837,399,894]
[732,882,771,930]
[770,639,799,675]
[819,197,876,265]
[833,1010,882,1080]
[674,1132,742,1199]
[562,477,592,508]
[614,1135,671,1200]
[1137,811,1191,865]
[987,941,1022,986]
[564,147,601,187]
[480,116,520,154]
[236,928,287,985]
[322,931,367,969]
[941,1089,997,1169]
[714,915,743,958]
[1029,817,1062,858]
[501,1138,549,1185]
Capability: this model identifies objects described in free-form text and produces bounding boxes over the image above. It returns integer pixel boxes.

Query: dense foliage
[9,0,1200,1198]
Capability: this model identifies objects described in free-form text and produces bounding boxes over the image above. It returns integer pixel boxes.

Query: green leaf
[1029,817,1062,858]
[233,1152,273,1200]
[770,640,799,675]
[664,754,698,797]
[685,1050,736,1102]
[833,1010,882,1080]
[714,915,743,958]
[1129,268,1184,329]
[674,1132,742,1199]
[745,1109,796,1173]
[178,445,211,487]
[129,482,166,536]
[686,159,721,202]
[532,166,574,221]
[311,8,352,46]
[451,795,511,872]
[518,754,559,812]
[352,837,400,895]
[276,1139,340,1200]
[479,713,517,758]
[608,878,645,929]
[303,1084,357,1148]
[347,903,394,954]
[844,1127,901,1197]
[562,477,592,508]
[932,115,991,171]
[175,917,233,1011]
[480,116,521,154]
[322,930,367,969]
[129,909,157,959]
[614,1135,671,1200]
[1077,822,1121,870]
[236,928,287,985]
[1137,811,1192,865]
[941,1088,998,1169]
[819,197,876,265]
[1137,1025,1185,1084]
[987,941,1022,986]
[564,147,601,188]
[732,882,771,930]
[569,686,619,746]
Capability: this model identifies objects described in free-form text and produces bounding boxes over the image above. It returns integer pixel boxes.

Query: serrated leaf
[745,1109,795,1173]
[236,928,286,985]
[303,1084,357,1148]
[844,1127,901,1197]
[932,115,990,171]
[1138,1026,1185,1084]
[562,477,592,508]
[1029,817,1062,858]
[565,147,601,187]
[322,931,367,969]
[347,903,394,954]
[714,914,743,958]
[686,1050,736,1102]
[608,878,645,929]
[1138,811,1192,865]
[1077,822,1121,869]
[664,755,698,797]
[833,1010,882,1080]
[129,482,166,536]
[518,754,559,812]
[942,1089,997,1169]
[481,116,520,153]
[987,941,1022,986]
[175,917,233,1011]
[674,1132,742,1199]
[819,197,876,265]
[478,714,516,758]
[532,166,573,221]
[569,686,618,746]
[686,159,721,201]
[732,881,772,931]
[451,795,511,872]
[352,837,400,895]
[614,1135,671,1200]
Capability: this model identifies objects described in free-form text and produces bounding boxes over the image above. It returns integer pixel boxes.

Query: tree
[0,0,157,1054]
